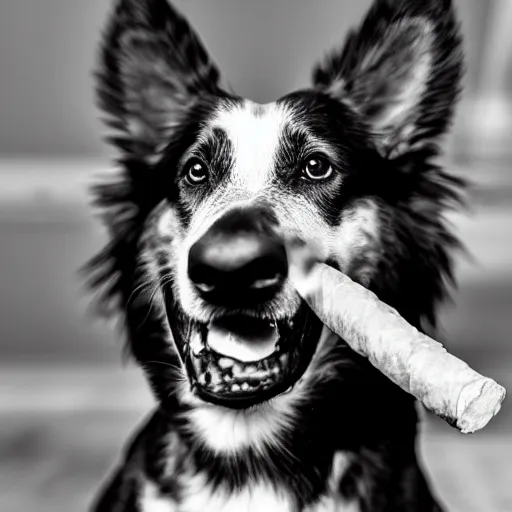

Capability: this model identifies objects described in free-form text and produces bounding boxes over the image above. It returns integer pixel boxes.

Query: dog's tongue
[207,317,278,362]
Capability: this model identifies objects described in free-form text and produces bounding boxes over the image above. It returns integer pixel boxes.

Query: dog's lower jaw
[177,325,337,454]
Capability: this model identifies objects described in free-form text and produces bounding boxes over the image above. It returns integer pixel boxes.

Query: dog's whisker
[144,360,183,372]
[159,275,174,289]
[126,281,152,308]
[138,285,161,329]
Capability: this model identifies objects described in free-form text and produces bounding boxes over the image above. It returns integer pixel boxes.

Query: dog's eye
[302,156,333,181]
[185,160,208,185]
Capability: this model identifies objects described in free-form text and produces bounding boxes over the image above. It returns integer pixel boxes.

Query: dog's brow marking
[187,127,235,178]
[211,101,290,194]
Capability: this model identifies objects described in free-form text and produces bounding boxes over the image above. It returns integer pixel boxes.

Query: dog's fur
[88,0,465,510]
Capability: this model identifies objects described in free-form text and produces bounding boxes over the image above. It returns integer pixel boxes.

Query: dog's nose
[188,206,287,307]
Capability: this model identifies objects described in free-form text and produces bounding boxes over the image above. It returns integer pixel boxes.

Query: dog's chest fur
[139,452,358,512]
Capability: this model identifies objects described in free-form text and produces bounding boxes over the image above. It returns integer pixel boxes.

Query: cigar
[286,240,506,434]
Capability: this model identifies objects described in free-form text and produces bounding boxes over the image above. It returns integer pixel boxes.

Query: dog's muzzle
[183,205,322,408]
[188,205,287,307]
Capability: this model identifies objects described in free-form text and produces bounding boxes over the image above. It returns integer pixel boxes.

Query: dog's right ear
[97,0,225,161]
[312,0,463,159]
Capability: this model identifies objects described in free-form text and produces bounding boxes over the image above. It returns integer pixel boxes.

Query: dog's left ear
[313,0,463,158]
[97,0,226,162]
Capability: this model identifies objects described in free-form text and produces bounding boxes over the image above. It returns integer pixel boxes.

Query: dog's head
[90,0,463,427]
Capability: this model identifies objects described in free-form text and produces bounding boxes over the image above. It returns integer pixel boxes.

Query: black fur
[88,0,465,510]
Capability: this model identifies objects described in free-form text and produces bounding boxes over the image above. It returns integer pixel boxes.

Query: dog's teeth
[191,332,205,356]
[192,346,204,358]
[210,369,222,386]
[188,320,294,396]
[218,357,234,369]
[251,370,271,381]
[192,356,202,375]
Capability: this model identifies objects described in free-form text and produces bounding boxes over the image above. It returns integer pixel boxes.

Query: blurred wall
[1,5,512,511]
[0,0,489,157]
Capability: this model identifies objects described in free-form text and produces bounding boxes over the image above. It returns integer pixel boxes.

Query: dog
[88,0,465,510]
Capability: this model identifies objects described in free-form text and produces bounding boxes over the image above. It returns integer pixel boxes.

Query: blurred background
[1,0,511,511]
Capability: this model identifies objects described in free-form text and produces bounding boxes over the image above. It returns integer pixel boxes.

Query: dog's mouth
[184,305,322,408]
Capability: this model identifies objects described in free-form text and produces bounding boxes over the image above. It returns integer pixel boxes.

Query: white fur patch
[140,480,178,512]
[185,390,299,455]
[140,452,358,512]
[211,101,289,193]
[306,498,360,512]
[179,472,293,512]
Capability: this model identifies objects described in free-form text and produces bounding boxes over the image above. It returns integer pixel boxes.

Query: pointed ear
[313,0,463,158]
[97,0,225,161]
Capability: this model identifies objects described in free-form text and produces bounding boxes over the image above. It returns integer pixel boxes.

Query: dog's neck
[143,333,419,509]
